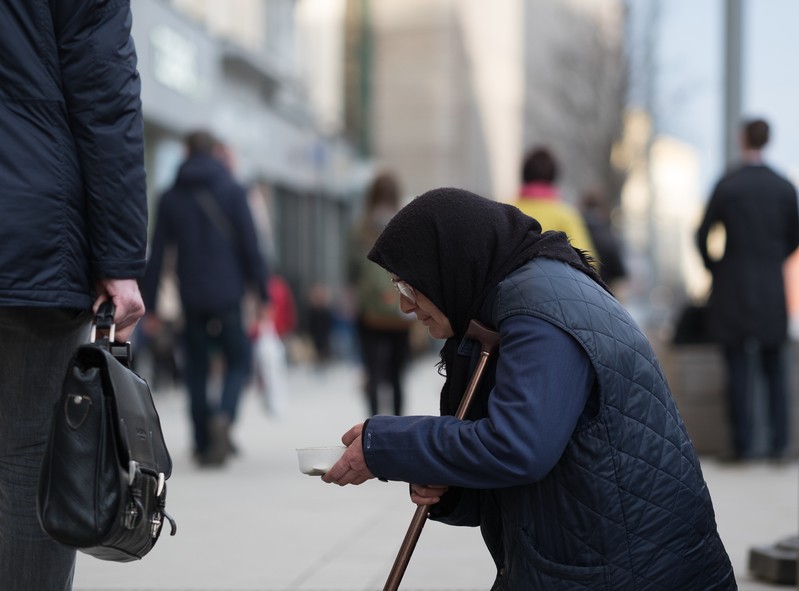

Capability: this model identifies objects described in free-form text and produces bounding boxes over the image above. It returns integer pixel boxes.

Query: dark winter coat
[141,153,267,314]
[0,0,147,308]
[697,164,799,346]
[366,259,736,590]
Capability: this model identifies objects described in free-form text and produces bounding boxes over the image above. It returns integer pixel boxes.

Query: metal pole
[723,0,743,167]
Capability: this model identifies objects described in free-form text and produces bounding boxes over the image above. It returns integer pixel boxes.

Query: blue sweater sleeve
[363,314,594,488]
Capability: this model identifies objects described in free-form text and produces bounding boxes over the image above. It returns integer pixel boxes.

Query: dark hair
[366,171,401,211]
[743,119,770,150]
[580,186,606,211]
[185,129,218,156]
[521,147,558,183]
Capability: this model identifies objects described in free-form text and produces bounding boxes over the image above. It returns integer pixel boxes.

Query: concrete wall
[661,342,799,457]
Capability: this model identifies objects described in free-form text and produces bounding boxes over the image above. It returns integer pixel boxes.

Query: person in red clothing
[267,275,297,339]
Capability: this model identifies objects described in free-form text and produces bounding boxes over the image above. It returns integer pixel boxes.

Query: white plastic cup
[296,445,346,476]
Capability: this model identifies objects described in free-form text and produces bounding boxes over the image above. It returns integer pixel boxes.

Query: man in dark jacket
[141,130,268,467]
[697,118,799,461]
[0,2,148,589]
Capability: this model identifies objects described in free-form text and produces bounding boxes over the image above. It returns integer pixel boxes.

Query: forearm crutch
[383,319,500,591]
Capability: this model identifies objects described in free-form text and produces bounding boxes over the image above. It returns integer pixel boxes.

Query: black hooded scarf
[367,187,605,415]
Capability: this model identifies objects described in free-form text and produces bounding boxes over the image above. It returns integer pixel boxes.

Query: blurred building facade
[134,0,628,354]
[343,0,626,205]
[521,0,626,203]
[132,0,367,336]
[613,108,709,327]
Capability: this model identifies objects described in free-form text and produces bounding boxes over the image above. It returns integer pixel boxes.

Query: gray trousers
[0,308,90,591]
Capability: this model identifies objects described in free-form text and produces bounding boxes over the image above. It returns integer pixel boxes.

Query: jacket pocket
[502,528,610,590]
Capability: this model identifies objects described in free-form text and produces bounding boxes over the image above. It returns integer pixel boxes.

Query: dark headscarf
[367,187,604,414]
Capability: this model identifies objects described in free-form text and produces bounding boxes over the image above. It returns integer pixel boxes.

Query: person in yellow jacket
[512,146,596,259]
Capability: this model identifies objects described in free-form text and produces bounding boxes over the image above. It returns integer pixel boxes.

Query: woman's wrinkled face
[391,275,454,339]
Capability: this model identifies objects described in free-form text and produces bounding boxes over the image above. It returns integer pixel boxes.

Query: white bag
[253,322,289,419]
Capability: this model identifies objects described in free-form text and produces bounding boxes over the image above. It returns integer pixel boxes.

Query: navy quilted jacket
[0,1,147,309]
[365,259,736,589]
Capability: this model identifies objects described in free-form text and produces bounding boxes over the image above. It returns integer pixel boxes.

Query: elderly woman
[323,188,736,589]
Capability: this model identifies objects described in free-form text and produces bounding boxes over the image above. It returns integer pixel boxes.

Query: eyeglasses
[390,276,417,304]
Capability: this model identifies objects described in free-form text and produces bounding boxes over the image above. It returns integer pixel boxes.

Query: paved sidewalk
[73,356,798,590]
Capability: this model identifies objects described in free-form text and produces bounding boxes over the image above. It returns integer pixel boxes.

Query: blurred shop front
[131,0,369,344]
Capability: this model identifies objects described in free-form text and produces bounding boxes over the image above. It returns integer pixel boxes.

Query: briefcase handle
[90,301,133,366]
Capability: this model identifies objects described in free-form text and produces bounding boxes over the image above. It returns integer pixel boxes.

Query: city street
[73,354,798,590]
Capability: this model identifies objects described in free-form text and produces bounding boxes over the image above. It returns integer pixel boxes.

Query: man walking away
[142,130,269,467]
[697,118,799,461]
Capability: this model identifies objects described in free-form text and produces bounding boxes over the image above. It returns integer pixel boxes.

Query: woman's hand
[410,484,448,506]
[322,423,375,486]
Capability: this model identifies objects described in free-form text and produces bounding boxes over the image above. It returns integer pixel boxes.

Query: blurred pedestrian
[324,188,736,588]
[307,282,334,369]
[512,146,596,258]
[579,187,628,291]
[0,2,147,589]
[696,118,799,461]
[347,172,413,416]
[141,130,269,467]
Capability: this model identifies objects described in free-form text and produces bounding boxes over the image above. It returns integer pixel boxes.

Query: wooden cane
[383,319,500,591]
